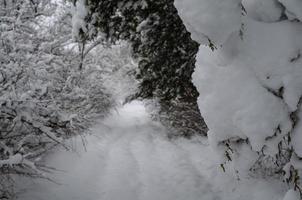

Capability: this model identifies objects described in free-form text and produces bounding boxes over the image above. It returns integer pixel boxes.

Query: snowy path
[17,101,286,200]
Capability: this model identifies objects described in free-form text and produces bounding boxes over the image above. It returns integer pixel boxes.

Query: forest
[1,0,302,200]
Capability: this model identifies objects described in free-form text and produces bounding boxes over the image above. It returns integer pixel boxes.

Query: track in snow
[16,101,286,200]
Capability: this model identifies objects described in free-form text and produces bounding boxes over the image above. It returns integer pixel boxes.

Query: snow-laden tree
[175,0,302,198]
[0,0,112,198]
[71,0,208,137]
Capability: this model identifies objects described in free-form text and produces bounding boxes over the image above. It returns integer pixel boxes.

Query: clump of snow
[279,0,302,21]
[283,189,300,200]
[192,17,302,156]
[242,0,283,22]
[71,0,88,40]
[174,0,242,46]
[0,154,23,167]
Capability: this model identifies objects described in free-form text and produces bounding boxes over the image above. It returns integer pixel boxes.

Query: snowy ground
[16,101,288,200]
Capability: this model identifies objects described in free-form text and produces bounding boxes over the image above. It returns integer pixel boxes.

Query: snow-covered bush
[0,0,112,198]
[175,0,302,198]
[83,41,139,104]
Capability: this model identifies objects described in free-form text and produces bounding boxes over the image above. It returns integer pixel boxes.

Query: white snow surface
[279,0,302,21]
[16,101,288,200]
[242,0,283,22]
[0,154,23,167]
[174,0,242,46]
[193,17,302,154]
[283,190,300,200]
[71,0,88,40]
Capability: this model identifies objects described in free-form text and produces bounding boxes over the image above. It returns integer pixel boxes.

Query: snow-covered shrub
[83,41,139,104]
[0,0,112,198]
[175,0,302,197]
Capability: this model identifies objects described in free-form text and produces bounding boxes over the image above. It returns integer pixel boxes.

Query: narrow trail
[16,101,285,200]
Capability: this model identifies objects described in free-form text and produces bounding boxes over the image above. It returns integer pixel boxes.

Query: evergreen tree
[78,0,208,136]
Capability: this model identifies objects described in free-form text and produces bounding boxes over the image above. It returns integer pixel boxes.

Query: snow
[175,0,302,195]
[7,0,302,199]
[16,101,288,200]
[292,110,302,157]
[185,2,302,157]
[0,154,23,167]
[71,0,88,40]
[192,17,302,154]
[283,190,300,200]
[279,0,302,21]
[174,0,242,46]
[242,0,283,22]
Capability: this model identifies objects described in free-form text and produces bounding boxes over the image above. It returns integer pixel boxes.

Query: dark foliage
[83,0,207,136]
